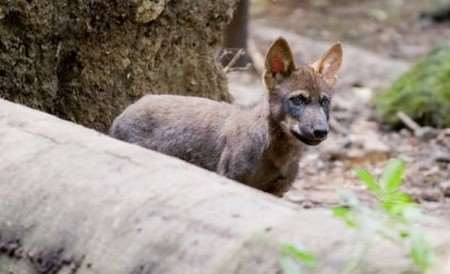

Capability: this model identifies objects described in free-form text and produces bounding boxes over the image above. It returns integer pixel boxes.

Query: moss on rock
[375,42,450,128]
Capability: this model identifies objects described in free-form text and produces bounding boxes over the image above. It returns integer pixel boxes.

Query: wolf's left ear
[312,43,343,86]
[265,37,296,76]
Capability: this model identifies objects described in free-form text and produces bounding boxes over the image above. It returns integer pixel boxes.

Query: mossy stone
[375,42,450,128]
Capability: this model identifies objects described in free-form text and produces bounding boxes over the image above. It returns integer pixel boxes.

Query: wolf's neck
[246,98,303,157]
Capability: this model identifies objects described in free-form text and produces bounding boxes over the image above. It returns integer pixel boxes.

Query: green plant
[333,159,434,273]
[280,243,317,274]
[280,159,435,274]
[375,42,450,128]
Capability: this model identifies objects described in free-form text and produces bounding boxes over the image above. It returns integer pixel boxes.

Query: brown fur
[110,38,343,196]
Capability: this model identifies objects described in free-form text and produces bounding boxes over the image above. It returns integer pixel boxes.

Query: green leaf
[381,159,406,192]
[333,207,350,217]
[332,207,358,227]
[383,192,414,217]
[355,168,382,196]
[281,244,317,269]
[335,160,437,273]
[399,230,410,239]
[410,233,434,272]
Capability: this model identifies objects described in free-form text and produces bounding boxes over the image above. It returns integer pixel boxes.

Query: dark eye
[290,95,307,106]
[320,96,330,107]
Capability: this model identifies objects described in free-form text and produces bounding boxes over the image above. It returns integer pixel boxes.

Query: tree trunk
[224,0,249,49]
[1,99,450,274]
[0,0,236,132]
[223,0,250,67]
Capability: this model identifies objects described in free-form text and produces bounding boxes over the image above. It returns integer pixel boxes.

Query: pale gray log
[0,99,449,274]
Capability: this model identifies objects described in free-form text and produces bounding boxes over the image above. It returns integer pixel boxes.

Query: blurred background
[223,0,450,216]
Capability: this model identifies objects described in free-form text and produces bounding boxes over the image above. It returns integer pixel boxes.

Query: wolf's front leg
[216,141,265,186]
[266,162,299,197]
[217,147,251,184]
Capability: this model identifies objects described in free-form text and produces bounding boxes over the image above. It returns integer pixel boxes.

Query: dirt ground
[228,0,450,218]
[253,0,450,61]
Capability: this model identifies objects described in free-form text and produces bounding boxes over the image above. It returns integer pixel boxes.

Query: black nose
[313,128,328,139]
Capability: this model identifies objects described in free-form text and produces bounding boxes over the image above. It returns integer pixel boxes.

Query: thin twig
[223,49,245,73]
[397,111,421,132]
[218,49,232,63]
[224,63,252,73]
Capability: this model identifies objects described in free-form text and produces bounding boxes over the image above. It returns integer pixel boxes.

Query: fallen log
[0,99,449,274]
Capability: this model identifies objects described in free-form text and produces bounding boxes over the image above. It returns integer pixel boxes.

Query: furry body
[111,94,302,196]
[110,38,342,196]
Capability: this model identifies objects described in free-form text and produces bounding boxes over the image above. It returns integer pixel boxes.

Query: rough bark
[1,99,450,274]
[0,0,236,132]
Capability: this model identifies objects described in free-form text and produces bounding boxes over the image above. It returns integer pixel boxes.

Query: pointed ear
[312,42,343,86]
[264,37,296,76]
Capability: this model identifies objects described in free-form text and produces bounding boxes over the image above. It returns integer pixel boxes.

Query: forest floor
[228,0,450,218]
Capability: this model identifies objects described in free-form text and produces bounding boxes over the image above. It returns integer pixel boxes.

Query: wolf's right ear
[264,37,296,76]
[311,43,343,86]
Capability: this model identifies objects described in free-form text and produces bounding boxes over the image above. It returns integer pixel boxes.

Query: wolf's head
[263,38,343,146]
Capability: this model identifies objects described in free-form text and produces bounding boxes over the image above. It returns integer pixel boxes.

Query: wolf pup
[110,38,342,197]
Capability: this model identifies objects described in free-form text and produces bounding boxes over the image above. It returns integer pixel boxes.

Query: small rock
[406,188,422,202]
[423,166,440,177]
[285,193,305,203]
[416,126,439,140]
[439,181,450,197]
[399,128,412,137]
[437,128,450,147]
[301,200,314,209]
[320,138,348,159]
[351,86,374,104]
[322,120,392,165]
[368,9,388,21]
[421,188,443,202]
[434,153,450,164]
